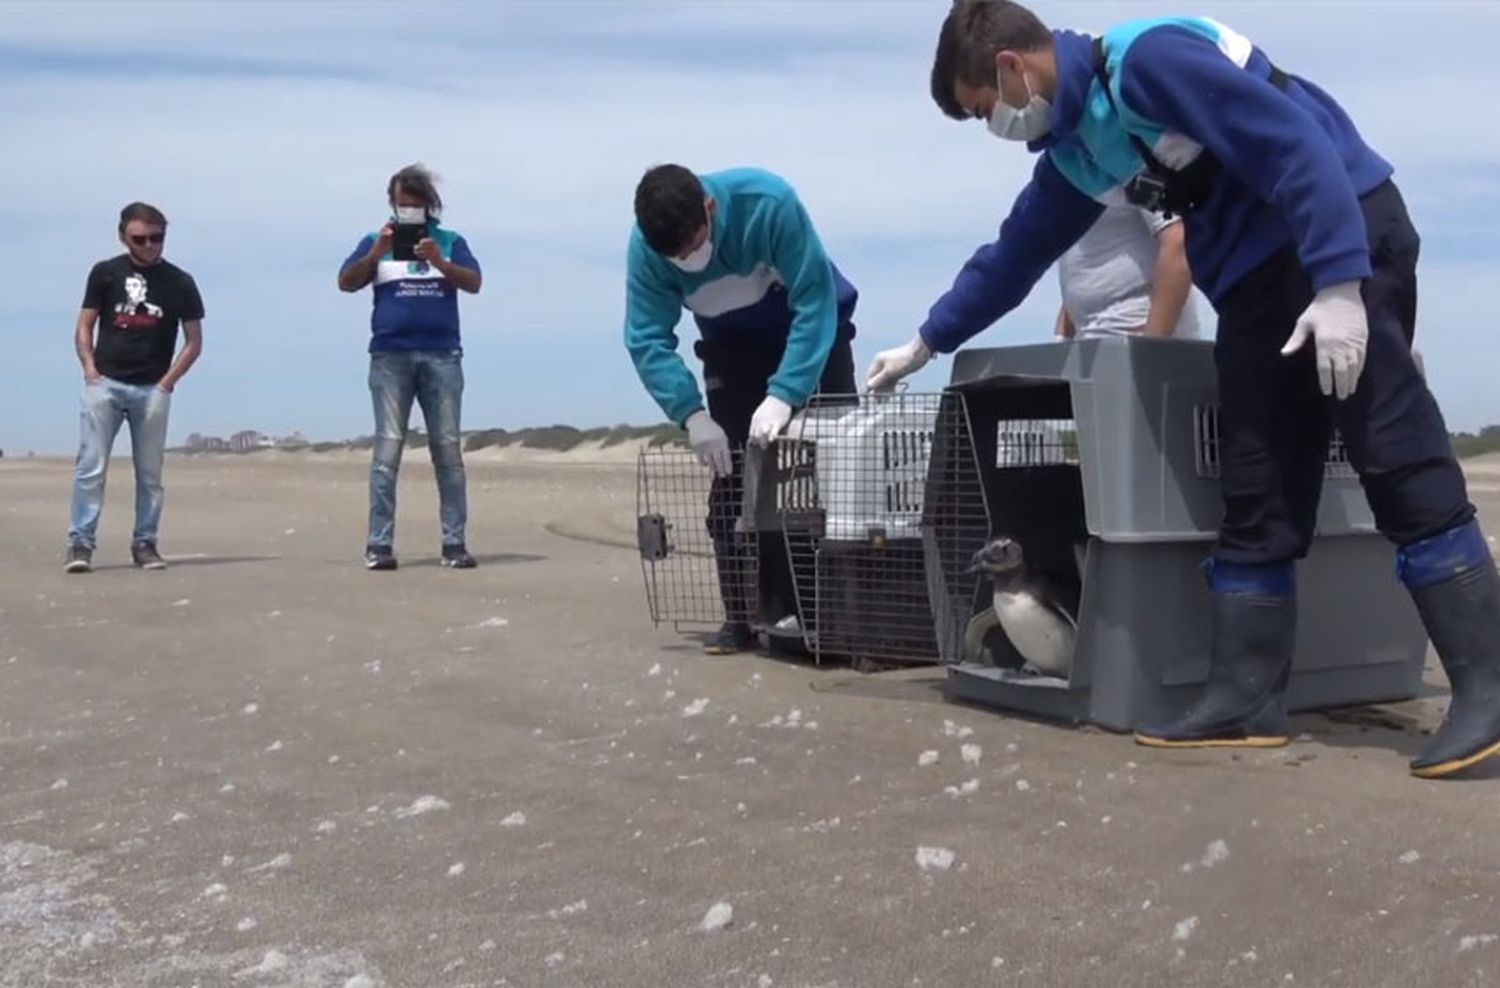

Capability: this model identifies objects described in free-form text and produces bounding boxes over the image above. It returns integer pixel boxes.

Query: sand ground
[3,452,1500,987]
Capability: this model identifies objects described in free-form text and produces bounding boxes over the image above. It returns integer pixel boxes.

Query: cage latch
[637,514,672,561]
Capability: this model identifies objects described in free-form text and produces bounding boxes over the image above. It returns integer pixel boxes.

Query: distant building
[185,433,229,453]
[230,430,272,453]
[276,431,309,451]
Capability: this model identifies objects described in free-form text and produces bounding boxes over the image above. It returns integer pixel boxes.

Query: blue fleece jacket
[920,18,1393,354]
[624,168,857,427]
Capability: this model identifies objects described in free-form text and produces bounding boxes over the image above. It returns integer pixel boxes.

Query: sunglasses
[129,233,166,246]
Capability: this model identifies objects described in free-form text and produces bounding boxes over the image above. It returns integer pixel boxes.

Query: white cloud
[1,0,1497,451]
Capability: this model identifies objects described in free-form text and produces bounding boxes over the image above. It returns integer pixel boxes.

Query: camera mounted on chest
[1091,37,1291,219]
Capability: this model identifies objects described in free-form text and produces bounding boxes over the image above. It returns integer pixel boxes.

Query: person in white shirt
[1054,205,1200,341]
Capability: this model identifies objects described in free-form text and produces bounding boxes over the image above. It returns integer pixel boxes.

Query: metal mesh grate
[1194,405,1354,479]
[766,392,988,667]
[922,392,994,665]
[996,419,1081,468]
[771,437,820,515]
[637,448,759,629]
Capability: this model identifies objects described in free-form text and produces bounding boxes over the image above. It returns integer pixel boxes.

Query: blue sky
[4,0,1499,454]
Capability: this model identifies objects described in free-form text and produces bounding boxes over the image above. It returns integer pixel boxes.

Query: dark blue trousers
[698,328,857,624]
[1213,180,1473,564]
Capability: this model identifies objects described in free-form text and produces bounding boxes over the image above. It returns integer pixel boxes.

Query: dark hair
[118,201,167,233]
[931,0,1053,120]
[388,163,443,212]
[634,164,707,257]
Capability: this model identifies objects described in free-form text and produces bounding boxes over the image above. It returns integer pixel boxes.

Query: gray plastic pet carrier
[937,336,1429,731]
[740,391,988,668]
[634,392,990,669]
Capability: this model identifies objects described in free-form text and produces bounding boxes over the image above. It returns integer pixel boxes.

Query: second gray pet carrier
[741,390,987,668]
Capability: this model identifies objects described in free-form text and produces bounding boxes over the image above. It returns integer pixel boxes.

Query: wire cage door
[636,448,759,630]
[920,391,995,664]
[771,391,989,667]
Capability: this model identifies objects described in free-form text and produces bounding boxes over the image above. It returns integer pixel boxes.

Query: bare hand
[157,381,175,394]
[84,370,102,385]
[372,223,395,257]
[414,238,443,264]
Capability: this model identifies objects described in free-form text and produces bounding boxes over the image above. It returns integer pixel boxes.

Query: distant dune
[166,424,686,464]
[15,425,1496,471]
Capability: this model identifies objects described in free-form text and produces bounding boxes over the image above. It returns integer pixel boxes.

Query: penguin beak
[969,539,1019,573]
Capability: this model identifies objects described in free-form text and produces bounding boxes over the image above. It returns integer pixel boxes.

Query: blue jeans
[67,378,172,549]
[368,350,467,548]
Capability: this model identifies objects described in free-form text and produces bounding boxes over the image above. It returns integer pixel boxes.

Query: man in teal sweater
[624,164,858,653]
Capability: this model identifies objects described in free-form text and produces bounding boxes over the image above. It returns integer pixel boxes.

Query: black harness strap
[1091,37,1291,218]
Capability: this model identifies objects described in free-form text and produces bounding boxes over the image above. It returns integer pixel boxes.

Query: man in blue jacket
[868,1,1499,779]
[625,164,858,654]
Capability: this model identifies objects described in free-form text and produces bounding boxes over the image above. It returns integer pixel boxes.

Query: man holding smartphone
[65,201,204,573]
[338,164,483,571]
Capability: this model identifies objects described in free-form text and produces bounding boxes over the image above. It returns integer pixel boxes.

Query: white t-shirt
[1057,206,1202,339]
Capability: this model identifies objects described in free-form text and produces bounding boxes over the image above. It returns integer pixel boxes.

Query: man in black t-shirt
[65,202,204,573]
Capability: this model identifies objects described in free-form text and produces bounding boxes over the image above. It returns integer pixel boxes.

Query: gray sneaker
[131,541,167,570]
[65,544,93,574]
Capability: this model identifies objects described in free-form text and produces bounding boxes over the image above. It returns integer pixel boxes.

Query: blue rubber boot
[1135,560,1295,749]
[1400,521,1500,779]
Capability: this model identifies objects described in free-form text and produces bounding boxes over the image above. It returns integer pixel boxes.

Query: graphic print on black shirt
[113,271,165,327]
[83,255,204,385]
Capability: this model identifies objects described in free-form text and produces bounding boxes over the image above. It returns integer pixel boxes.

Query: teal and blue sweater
[920,17,1393,353]
[624,168,857,427]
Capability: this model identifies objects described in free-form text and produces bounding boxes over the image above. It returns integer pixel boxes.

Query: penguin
[962,535,1077,679]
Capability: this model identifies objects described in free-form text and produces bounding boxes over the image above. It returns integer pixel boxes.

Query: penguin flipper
[1034,571,1081,629]
[1049,597,1079,632]
[963,609,1001,664]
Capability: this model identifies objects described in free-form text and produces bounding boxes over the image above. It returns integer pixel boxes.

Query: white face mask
[670,237,713,274]
[987,66,1052,142]
[394,205,428,225]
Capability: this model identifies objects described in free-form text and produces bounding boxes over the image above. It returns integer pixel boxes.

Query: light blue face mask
[987,65,1052,142]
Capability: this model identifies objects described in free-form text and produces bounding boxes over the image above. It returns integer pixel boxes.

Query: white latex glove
[685,410,733,478]
[747,396,793,447]
[1279,281,1368,400]
[865,336,933,391]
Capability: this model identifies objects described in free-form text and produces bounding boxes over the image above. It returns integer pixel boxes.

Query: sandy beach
[3,451,1499,987]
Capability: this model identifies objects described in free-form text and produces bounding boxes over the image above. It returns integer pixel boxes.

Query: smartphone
[392,222,424,262]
